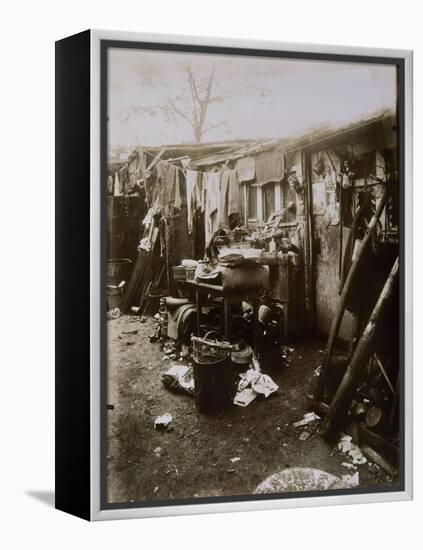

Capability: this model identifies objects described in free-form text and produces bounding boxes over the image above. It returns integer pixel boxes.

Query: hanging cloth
[219,169,240,227]
[204,171,221,245]
[236,156,256,182]
[255,150,285,185]
[186,170,198,234]
[114,172,122,196]
[157,160,181,210]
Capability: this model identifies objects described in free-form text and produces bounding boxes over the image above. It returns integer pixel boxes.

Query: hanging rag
[219,169,240,227]
[174,167,182,210]
[236,156,256,182]
[114,172,122,196]
[204,172,221,245]
[157,160,181,210]
[255,150,285,185]
[186,170,198,234]
[107,175,114,195]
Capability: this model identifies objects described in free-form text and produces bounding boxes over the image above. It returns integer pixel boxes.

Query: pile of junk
[151,228,295,414]
[115,218,303,413]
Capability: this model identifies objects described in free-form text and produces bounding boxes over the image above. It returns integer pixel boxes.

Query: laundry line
[143,148,287,176]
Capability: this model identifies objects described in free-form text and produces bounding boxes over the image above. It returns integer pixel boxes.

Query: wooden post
[321,257,399,439]
[302,152,315,335]
[316,191,387,401]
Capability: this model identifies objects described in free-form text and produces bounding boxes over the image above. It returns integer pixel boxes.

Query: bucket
[107,285,124,310]
[107,258,132,286]
[192,332,233,413]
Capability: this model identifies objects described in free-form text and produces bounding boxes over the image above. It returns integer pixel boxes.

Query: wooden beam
[316,191,387,401]
[321,256,399,439]
[146,147,167,172]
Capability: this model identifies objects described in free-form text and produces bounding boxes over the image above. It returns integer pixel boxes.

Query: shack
[107,108,400,500]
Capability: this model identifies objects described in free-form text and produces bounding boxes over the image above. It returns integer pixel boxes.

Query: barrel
[221,264,269,294]
[107,258,132,311]
[107,258,132,286]
[192,354,233,414]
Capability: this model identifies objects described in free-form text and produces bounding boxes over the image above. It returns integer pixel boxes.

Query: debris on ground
[299,431,311,441]
[337,434,367,465]
[361,445,397,476]
[161,364,195,396]
[342,462,357,470]
[340,472,360,487]
[230,457,241,463]
[122,329,139,335]
[251,374,279,398]
[233,388,257,407]
[154,413,173,430]
[107,307,121,320]
[313,365,322,377]
[233,360,278,406]
[293,412,321,427]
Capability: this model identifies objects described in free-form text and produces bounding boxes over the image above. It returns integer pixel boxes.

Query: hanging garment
[204,171,221,245]
[174,167,182,210]
[255,150,285,185]
[107,175,114,195]
[227,170,241,218]
[114,172,122,196]
[236,156,256,182]
[219,169,240,227]
[186,170,198,234]
[157,160,181,210]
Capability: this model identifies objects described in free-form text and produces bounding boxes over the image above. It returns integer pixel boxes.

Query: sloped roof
[188,108,396,168]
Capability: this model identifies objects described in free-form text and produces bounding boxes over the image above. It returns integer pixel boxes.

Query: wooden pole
[321,257,399,439]
[302,152,315,335]
[315,191,387,401]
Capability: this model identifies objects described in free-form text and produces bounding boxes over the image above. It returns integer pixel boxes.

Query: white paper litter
[154,413,173,429]
[234,361,278,407]
[293,412,321,427]
[251,374,279,398]
[342,462,357,470]
[233,387,258,407]
[341,472,360,487]
[337,434,367,465]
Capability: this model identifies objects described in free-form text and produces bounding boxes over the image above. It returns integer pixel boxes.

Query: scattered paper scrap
[251,374,279,398]
[299,431,311,441]
[337,434,367,465]
[154,413,173,430]
[230,457,241,463]
[162,364,195,396]
[293,412,321,427]
[233,388,258,407]
[341,472,359,487]
[342,462,357,470]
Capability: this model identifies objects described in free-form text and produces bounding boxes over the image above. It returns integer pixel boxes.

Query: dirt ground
[106,314,396,504]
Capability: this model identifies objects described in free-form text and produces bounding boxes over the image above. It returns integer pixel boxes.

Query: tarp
[255,150,285,185]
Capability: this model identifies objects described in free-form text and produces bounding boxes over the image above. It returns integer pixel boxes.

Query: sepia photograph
[103,43,402,507]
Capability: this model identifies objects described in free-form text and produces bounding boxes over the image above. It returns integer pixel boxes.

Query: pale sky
[108,47,397,150]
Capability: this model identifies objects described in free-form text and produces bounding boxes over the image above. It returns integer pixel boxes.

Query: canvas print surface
[104,44,401,507]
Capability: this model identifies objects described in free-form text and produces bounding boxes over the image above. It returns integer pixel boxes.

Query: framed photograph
[55,29,413,521]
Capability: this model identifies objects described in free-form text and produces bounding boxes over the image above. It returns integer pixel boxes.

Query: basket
[172,265,186,281]
[185,267,196,281]
[192,331,232,364]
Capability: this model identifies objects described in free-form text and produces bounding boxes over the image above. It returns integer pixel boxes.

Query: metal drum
[220,264,269,295]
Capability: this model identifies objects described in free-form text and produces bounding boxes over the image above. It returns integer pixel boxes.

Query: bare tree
[124,62,271,144]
